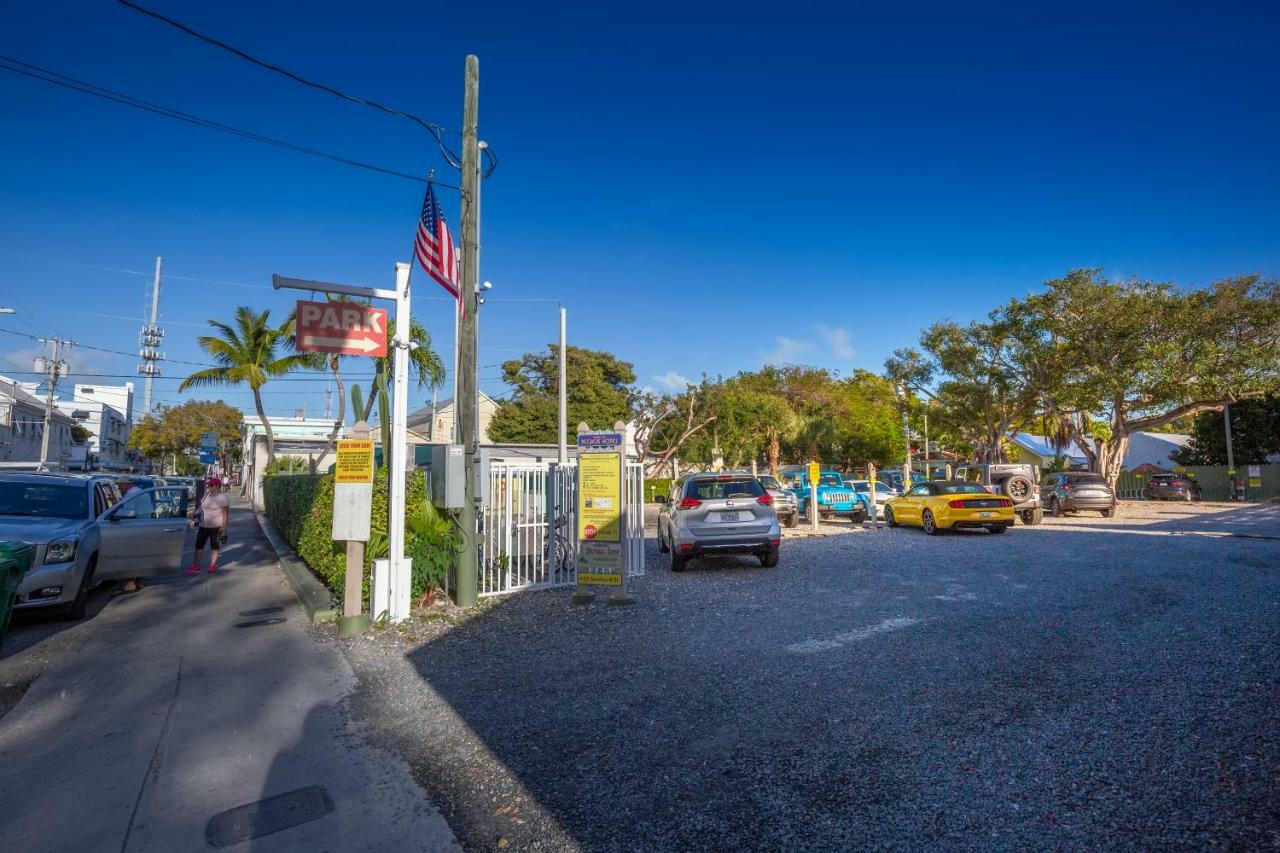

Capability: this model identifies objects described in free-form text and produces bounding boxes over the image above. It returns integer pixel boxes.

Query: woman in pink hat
[187,477,230,574]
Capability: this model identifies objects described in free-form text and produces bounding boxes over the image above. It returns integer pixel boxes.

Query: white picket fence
[478,460,644,598]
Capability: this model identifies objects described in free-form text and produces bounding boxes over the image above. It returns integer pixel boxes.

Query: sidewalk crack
[119,655,185,853]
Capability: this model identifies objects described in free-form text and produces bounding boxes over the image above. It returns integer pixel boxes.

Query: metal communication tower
[138,256,165,417]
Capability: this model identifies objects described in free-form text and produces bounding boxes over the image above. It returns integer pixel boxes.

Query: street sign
[807,461,821,484]
[199,453,217,464]
[333,437,375,542]
[294,300,388,357]
[574,428,626,592]
[1248,464,1262,488]
[200,432,217,452]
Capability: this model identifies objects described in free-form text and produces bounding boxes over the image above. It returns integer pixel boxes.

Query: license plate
[978,511,994,518]
[715,512,742,523]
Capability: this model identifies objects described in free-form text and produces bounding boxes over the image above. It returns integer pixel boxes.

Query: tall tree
[632,381,720,477]
[128,399,243,470]
[489,345,635,444]
[179,307,309,465]
[1018,270,1280,483]
[1172,396,1280,466]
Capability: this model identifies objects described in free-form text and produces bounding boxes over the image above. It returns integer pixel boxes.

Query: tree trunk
[768,432,780,477]
[1097,431,1132,488]
[312,358,345,474]
[253,386,276,465]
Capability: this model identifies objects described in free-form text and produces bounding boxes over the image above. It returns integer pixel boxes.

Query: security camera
[481,281,493,291]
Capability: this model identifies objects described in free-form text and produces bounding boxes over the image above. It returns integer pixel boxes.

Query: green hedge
[644,478,673,502]
[263,469,428,609]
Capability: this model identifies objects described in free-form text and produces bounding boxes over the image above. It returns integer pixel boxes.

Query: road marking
[786,616,922,654]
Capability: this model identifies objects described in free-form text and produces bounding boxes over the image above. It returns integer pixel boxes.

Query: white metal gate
[479,460,644,598]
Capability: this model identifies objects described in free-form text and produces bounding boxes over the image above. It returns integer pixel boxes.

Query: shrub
[262,474,324,549]
[264,455,312,476]
[406,500,462,603]
[644,478,674,502]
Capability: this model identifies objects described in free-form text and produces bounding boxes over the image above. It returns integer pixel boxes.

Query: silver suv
[0,473,190,619]
[757,474,799,528]
[657,473,782,571]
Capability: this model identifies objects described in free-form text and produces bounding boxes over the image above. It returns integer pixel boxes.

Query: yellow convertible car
[884,480,1015,535]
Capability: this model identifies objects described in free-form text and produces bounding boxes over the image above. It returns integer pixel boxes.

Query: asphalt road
[340,502,1280,851]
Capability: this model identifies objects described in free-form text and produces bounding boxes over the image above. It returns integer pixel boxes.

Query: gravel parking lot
[336,501,1280,851]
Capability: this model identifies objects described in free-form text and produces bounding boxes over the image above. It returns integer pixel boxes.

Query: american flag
[414,183,459,299]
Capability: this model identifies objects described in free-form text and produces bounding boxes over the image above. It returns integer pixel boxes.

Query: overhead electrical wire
[116,0,496,178]
[0,55,458,189]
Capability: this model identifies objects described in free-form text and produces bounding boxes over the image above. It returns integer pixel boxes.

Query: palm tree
[358,317,446,423]
[179,307,310,465]
[283,299,351,473]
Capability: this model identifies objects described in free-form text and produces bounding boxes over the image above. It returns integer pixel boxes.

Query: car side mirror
[111,509,138,522]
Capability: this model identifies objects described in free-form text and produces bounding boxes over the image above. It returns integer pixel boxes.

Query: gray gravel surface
[337,503,1280,851]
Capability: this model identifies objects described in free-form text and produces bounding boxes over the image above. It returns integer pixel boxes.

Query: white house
[241,415,346,510]
[1009,431,1193,472]
[55,399,130,471]
[405,392,500,444]
[73,382,135,424]
[0,374,75,468]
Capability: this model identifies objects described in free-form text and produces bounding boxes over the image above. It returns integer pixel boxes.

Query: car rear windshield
[1065,474,1107,485]
[759,476,782,489]
[938,483,991,494]
[0,482,88,519]
[686,478,764,500]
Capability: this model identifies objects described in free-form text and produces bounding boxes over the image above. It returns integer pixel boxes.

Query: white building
[74,382,134,424]
[0,374,75,468]
[241,415,346,510]
[55,399,130,471]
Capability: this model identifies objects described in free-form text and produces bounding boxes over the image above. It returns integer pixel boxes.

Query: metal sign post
[571,421,634,607]
[333,422,374,637]
[868,462,879,529]
[273,265,414,623]
[808,460,820,532]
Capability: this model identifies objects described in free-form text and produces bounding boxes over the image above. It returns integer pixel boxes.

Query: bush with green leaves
[405,500,462,603]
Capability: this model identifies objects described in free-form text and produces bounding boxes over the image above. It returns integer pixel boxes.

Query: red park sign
[294,300,388,357]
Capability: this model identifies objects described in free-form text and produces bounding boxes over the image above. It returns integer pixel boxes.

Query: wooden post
[868,462,879,529]
[336,420,373,638]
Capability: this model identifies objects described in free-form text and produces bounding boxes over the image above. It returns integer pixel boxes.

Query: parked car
[1041,472,1116,517]
[846,479,896,518]
[657,472,781,571]
[953,463,1043,525]
[884,480,1015,535]
[778,466,866,523]
[757,474,800,528]
[1145,473,1200,501]
[0,473,190,620]
[877,470,923,494]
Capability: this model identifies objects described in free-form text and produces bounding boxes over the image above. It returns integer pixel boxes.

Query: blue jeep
[779,467,868,522]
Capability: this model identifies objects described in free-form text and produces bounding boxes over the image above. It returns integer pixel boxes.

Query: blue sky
[2,1,1277,419]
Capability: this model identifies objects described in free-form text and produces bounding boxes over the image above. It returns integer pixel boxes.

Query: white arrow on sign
[301,335,381,353]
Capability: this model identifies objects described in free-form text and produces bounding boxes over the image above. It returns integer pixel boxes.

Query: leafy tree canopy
[488,345,635,444]
[1172,396,1280,466]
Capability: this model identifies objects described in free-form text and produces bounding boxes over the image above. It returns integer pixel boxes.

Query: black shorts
[195,526,221,551]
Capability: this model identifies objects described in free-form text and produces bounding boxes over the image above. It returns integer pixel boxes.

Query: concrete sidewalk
[0,499,457,853]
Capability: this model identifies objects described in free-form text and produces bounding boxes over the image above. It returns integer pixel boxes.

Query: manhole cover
[238,606,285,617]
[206,785,333,847]
[235,617,286,628]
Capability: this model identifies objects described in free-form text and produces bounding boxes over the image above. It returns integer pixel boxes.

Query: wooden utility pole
[454,54,481,609]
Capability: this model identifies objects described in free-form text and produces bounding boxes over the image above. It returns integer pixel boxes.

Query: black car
[1042,472,1116,517]
[1145,474,1199,501]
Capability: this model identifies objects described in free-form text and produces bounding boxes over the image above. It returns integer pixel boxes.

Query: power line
[116,0,496,178]
[0,55,458,190]
[0,326,211,367]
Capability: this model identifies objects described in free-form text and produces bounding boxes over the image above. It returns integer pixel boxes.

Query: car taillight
[678,497,701,510]
[1060,485,1073,491]
[1172,480,1187,487]
[756,493,773,506]
[948,500,967,509]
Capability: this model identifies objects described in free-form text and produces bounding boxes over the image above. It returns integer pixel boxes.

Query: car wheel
[987,524,1008,534]
[1019,507,1044,526]
[784,513,798,528]
[922,510,942,535]
[670,552,687,572]
[62,556,96,622]
[1002,474,1034,502]
[759,548,779,568]
[1050,497,1064,518]
[1100,508,1113,518]
[884,506,899,528]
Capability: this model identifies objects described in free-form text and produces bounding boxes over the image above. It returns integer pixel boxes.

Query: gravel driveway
[336,502,1280,850]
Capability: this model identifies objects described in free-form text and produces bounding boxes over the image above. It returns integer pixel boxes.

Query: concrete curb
[254,512,339,624]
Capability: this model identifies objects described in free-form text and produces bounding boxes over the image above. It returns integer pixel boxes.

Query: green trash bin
[0,541,36,651]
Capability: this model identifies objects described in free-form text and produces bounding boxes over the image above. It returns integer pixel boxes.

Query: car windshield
[876,483,894,494]
[759,476,781,489]
[938,483,991,494]
[819,474,844,487]
[851,482,870,492]
[0,482,88,519]
[687,478,764,500]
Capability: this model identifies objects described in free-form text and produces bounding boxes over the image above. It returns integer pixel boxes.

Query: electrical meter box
[428,444,465,509]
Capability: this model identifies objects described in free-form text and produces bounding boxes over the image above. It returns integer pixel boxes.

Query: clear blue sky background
[2,1,1277,420]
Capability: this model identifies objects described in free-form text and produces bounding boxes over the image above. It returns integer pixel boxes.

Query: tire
[922,510,942,535]
[884,506,899,528]
[61,556,96,622]
[1049,497,1064,518]
[850,510,865,524]
[759,548,779,568]
[784,513,798,528]
[1100,508,1113,518]
[1019,508,1044,526]
[987,524,1008,534]
[670,552,687,572]
[999,475,1033,502]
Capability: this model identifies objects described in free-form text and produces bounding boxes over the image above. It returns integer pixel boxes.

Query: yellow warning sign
[335,439,375,484]
[577,572,623,586]
[577,452,622,542]
[807,461,821,484]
